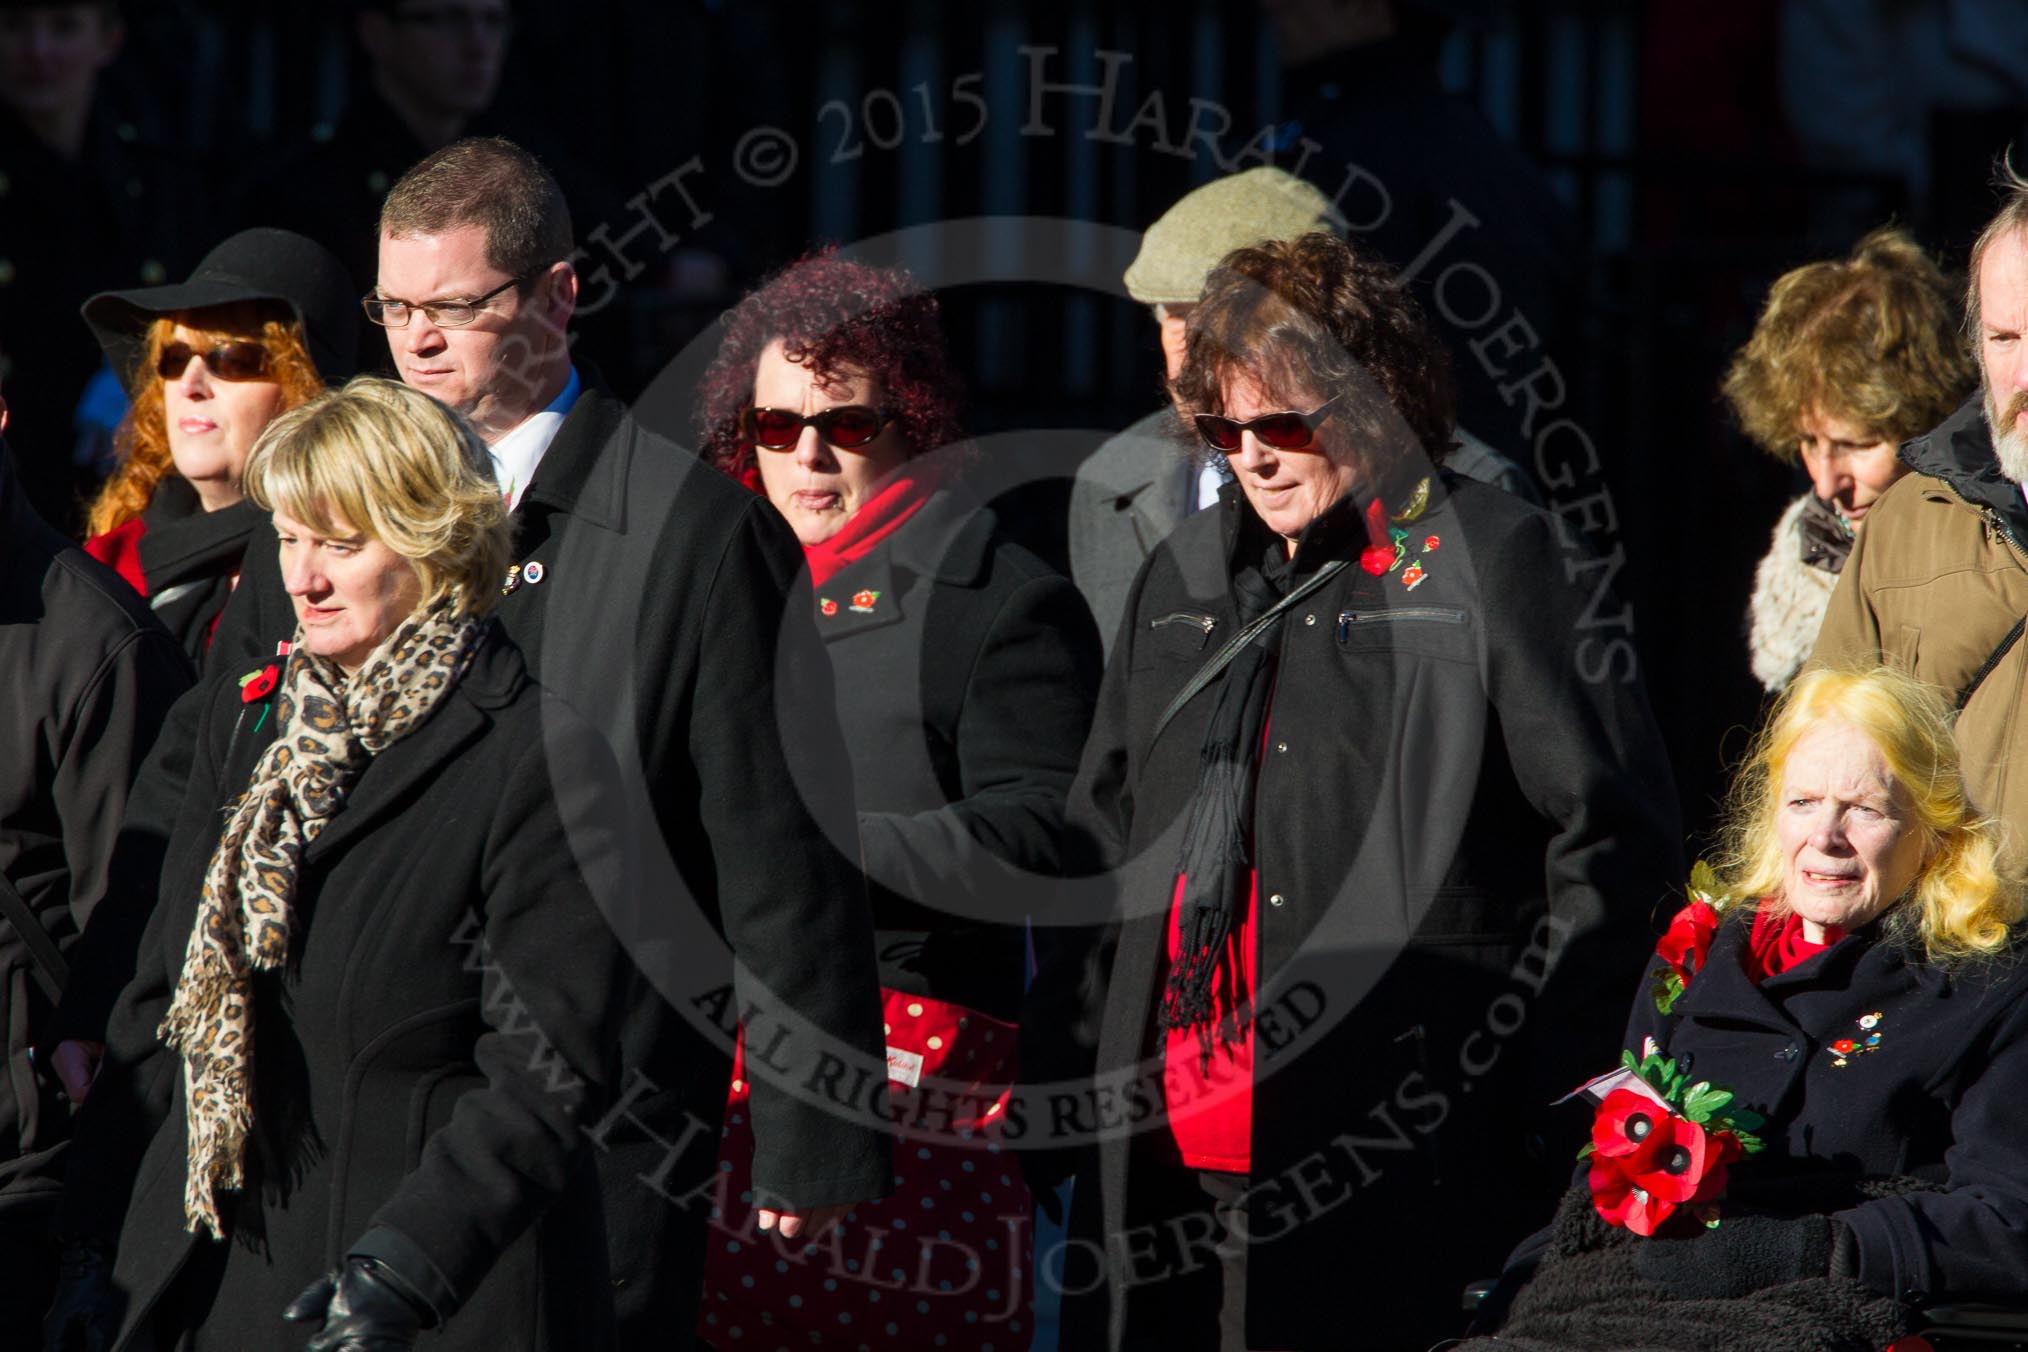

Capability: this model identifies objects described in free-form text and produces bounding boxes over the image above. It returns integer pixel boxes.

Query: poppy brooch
[1357,483,1439,590]
[1826,1012,1884,1068]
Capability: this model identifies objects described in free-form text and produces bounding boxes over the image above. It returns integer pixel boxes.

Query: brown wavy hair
[1171,231,1457,478]
[1721,226,1971,463]
[86,302,325,537]
[694,247,964,482]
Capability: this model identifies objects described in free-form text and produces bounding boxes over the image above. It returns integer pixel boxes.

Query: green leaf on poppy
[1681,1083,1733,1122]
[1622,1048,1641,1073]
[1724,1105,1766,1132]
[1689,859,1723,904]
[1652,967,1685,1015]
[1728,1128,1765,1155]
[1576,1141,1595,1161]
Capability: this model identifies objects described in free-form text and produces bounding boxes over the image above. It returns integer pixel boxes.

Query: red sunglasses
[1194,394,1343,453]
[745,404,896,452]
[156,340,272,382]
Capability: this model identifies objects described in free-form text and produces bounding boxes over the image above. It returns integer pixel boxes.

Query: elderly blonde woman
[46,377,629,1351]
[1722,227,1972,691]
[1480,667,2028,1350]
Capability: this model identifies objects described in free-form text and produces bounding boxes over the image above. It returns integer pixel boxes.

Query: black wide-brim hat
[82,228,360,397]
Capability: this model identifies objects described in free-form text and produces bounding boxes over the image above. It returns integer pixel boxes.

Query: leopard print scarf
[159,596,487,1238]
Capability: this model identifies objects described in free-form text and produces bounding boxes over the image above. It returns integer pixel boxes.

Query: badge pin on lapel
[1827,1011,1885,1067]
[502,564,521,595]
[523,560,545,585]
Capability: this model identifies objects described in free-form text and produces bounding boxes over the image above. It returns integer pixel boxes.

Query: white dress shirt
[489,365,582,511]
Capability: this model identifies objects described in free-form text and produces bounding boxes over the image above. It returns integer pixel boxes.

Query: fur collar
[1748,495,1840,692]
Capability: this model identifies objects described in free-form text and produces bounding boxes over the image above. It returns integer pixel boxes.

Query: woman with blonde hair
[46,377,630,1351]
[1477,667,2028,1349]
[1723,226,1973,691]
[80,228,354,661]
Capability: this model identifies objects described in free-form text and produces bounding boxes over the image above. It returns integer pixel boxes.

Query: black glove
[43,1237,118,1352]
[1634,1214,1857,1300]
[282,1256,435,1351]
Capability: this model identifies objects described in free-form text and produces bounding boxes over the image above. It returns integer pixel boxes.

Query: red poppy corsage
[1580,1045,1765,1235]
[239,664,279,703]
[1651,861,1731,1016]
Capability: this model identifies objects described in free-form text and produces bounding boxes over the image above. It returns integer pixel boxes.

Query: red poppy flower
[1424,535,1440,551]
[852,589,877,609]
[1657,898,1721,986]
[240,665,279,703]
[819,598,838,617]
[1360,545,1394,576]
[1588,1099,1736,1234]
[1832,1039,1856,1055]
[1591,1086,1666,1158]
[1589,1153,1675,1236]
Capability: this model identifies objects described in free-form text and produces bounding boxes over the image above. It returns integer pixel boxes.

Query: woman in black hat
[80,228,356,661]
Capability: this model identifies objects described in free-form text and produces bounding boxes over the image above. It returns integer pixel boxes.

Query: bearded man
[1811,166,2028,854]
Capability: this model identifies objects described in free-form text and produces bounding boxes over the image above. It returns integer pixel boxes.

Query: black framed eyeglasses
[362,273,529,328]
[744,405,897,451]
[1194,394,1344,453]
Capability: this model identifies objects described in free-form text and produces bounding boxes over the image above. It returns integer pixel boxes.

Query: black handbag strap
[1957,617,2027,712]
[0,874,68,1003]
[1150,559,1348,746]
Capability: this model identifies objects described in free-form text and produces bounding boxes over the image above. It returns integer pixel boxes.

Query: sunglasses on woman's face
[745,404,896,451]
[1194,393,1343,453]
[156,340,272,382]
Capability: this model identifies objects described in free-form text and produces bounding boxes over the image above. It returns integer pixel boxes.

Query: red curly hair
[86,301,325,537]
[695,248,964,481]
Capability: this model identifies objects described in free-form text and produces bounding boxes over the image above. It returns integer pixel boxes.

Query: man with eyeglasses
[372,136,891,1342]
[51,137,893,1346]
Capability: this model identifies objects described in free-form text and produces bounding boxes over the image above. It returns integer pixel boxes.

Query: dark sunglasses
[155,340,273,382]
[745,405,896,451]
[1194,394,1343,453]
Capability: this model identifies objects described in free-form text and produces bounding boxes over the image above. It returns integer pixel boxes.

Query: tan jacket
[1811,398,2028,839]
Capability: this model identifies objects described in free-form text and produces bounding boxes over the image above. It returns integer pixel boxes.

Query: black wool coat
[1036,473,1684,1350]
[812,487,1101,1021]
[0,444,190,1207]
[56,379,892,1340]
[59,626,633,1350]
[128,480,263,663]
[1627,913,2028,1304]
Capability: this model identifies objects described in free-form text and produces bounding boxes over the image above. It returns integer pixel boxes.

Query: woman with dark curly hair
[80,229,355,661]
[1722,227,1972,692]
[1025,231,1682,1349]
[693,249,1101,1346]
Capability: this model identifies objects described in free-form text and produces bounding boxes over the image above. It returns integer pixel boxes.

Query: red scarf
[1744,904,1842,983]
[799,462,940,588]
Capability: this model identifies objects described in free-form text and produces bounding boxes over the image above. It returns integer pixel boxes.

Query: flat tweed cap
[1123,166,1348,306]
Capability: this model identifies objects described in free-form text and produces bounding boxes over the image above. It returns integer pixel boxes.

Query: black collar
[1901,393,2028,540]
[518,370,632,533]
